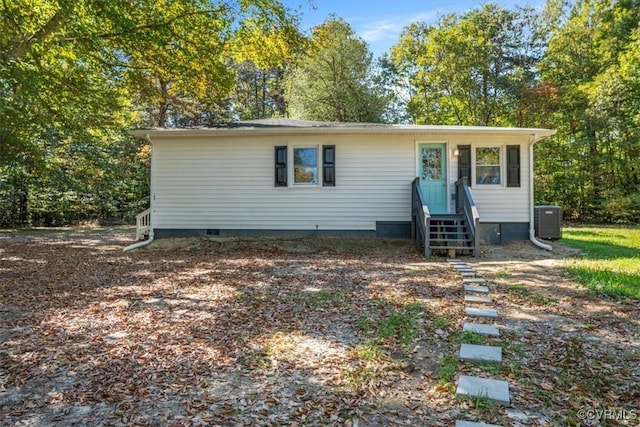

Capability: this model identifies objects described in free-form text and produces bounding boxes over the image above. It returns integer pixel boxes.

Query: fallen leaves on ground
[1,232,638,426]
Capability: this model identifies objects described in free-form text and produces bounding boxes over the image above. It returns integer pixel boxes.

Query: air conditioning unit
[534,206,562,240]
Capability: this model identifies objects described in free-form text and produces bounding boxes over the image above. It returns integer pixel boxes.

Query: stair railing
[136,208,151,241]
[455,177,479,256]
[411,178,432,257]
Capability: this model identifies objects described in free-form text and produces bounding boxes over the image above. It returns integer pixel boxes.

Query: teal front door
[418,143,448,214]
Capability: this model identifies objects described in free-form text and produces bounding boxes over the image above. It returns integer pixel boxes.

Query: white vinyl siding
[150,132,533,231]
[447,136,531,223]
[151,135,414,231]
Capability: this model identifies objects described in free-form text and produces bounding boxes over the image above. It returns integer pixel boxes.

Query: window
[475,147,501,185]
[293,147,318,184]
[458,144,521,188]
[275,145,336,187]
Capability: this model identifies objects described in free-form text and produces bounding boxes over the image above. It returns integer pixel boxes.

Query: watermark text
[577,407,637,422]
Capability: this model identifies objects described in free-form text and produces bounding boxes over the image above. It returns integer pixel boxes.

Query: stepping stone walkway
[463,277,487,284]
[465,307,499,318]
[459,344,502,363]
[460,271,479,277]
[463,322,500,336]
[464,295,493,304]
[447,259,511,425]
[456,375,510,405]
[464,284,489,293]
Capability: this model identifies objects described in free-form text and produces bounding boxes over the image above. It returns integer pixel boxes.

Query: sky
[282,0,547,58]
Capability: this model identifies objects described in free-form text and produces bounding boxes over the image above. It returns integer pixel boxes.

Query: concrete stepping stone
[459,344,502,363]
[460,271,479,277]
[466,307,499,319]
[463,322,500,336]
[465,295,493,304]
[456,375,510,405]
[447,259,464,263]
[456,421,503,427]
[463,277,487,284]
[464,285,489,293]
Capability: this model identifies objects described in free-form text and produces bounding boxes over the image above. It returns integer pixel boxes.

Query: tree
[537,0,640,222]
[284,17,386,122]
[389,4,544,126]
[0,0,302,226]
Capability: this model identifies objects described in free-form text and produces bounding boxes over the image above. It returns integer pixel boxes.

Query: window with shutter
[457,145,471,187]
[293,147,318,184]
[476,147,501,185]
[322,145,335,186]
[274,146,287,187]
[506,145,521,187]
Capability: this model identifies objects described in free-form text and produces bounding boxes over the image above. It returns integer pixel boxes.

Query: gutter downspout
[124,133,155,252]
[529,134,552,251]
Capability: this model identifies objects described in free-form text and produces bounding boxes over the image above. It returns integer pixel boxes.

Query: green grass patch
[432,315,452,330]
[562,226,640,299]
[356,303,427,349]
[452,330,486,345]
[352,301,429,386]
[437,354,458,385]
[507,284,558,306]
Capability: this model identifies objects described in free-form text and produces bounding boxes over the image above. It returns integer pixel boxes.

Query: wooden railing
[455,177,479,256]
[411,178,432,257]
[136,208,151,241]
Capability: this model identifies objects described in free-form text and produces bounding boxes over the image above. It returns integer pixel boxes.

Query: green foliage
[284,16,387,122]
[536,0,640,222]
[0,0,302,227]
[562,226,640,300]
[390,4,544,126]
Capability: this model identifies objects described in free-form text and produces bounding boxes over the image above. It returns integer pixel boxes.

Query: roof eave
[130,126,557,140]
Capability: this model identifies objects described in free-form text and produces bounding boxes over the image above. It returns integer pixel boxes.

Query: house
[127,119,556,255]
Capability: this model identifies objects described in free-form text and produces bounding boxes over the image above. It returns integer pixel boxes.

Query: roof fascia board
[130,126,556,140]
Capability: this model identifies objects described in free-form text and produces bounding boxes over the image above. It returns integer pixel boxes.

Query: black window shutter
[322,145,336,187]
[457,145,471,187]
[506,145,521,187]
[274,146,287,187]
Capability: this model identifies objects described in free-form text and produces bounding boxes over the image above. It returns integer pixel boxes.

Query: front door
[418,143,448,214]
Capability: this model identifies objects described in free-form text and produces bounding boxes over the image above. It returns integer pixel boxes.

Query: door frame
[415,141,450,214]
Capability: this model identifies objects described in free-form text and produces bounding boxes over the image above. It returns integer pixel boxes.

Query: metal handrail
[411,178,432,256]
[455,177,479,256]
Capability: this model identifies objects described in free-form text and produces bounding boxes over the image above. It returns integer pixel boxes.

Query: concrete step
[456,375,510,405]
[465,295,493,304]
[463,323,500,336]
[460,271,479,277]
[464,285,490,293]
[459,344,502,363]
[447,258,464,263]
[463,277,487,284]
[466,307,499,319]
[456,421,504,427]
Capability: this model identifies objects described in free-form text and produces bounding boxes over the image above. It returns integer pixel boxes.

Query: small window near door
[476,147,501,185]
[293,147,318,184]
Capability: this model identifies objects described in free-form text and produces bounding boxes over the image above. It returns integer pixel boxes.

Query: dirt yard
[0,228,638,426]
